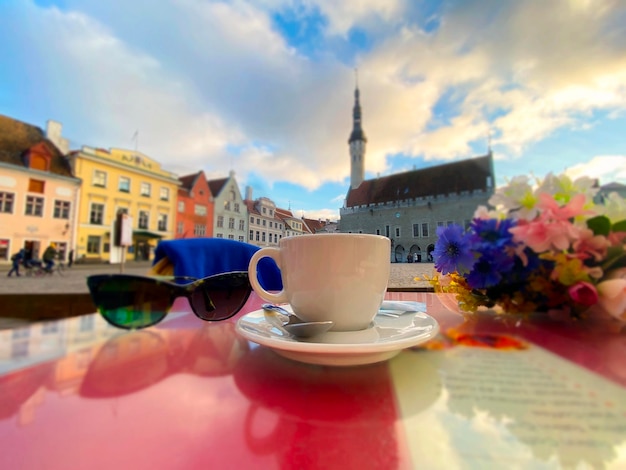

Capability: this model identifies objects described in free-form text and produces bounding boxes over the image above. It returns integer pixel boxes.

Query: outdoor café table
[1,292,625,469]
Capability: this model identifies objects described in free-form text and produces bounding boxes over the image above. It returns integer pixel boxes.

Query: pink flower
[509,218,581,252]
[597,268,626,322]
[537,193,590,221]
[568,281,598,306]
[572,228,610,262]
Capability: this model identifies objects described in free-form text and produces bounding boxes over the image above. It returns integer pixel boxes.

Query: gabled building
[302,217,338,234]
[208,171,247,242]
[339,85,495,262]
[0,115,80,264]
[67,146,180,263]
[275,208,305,237]
[243,188,283,247]
[176,171,214,239]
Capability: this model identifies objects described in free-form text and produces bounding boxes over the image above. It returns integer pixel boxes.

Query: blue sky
[1,0,625,221]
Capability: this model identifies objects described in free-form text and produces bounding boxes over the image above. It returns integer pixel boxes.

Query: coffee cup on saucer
[248,233,390,332]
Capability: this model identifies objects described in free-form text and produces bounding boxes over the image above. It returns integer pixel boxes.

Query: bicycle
[24,260,65,276]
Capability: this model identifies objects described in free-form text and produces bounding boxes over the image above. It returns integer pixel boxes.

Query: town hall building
[339,85,496,262]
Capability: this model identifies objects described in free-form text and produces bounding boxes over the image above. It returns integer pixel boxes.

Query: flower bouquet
[428,173,626,322]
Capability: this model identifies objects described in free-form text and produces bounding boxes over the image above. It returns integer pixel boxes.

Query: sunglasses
[86,272,251,329]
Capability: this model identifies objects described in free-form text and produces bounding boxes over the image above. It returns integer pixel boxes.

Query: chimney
[46,120,69,154]
[245,186,253,201]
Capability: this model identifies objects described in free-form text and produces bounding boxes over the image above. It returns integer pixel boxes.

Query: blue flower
[471,218,517,248]
[466,247,514,288]
[433,225,475,275]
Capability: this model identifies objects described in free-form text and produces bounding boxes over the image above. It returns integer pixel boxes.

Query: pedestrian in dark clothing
[68,249,74,268]
[8,249,25,277]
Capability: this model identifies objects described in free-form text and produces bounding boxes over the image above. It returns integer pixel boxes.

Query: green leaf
[586,215,611,236]
[612,219,626,232]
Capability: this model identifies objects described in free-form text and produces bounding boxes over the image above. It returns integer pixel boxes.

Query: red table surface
[0,293,625,469]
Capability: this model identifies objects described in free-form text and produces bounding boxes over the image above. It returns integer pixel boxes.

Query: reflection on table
[0,293,625,469]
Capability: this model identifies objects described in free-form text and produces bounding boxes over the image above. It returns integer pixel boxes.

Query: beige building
[0,115,80,264]
[67,146,179,263]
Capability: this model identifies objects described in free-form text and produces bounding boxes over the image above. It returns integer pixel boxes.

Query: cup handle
[248,248,288,304]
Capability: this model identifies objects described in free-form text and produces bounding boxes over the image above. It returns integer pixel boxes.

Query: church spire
[349,69,367,144]
[349,69,367,189]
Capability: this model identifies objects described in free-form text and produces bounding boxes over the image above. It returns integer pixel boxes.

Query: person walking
[68,249,74,268]
[8,249,25,277]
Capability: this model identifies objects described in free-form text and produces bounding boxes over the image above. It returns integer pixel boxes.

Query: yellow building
[68,146,180,263]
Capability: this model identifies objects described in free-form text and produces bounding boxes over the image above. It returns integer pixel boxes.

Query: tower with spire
[349,70,367,189]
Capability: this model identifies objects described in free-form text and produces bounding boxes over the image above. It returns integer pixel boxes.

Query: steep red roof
[345,154,493,208]
[179,172,201,192]
[0,114,73,177]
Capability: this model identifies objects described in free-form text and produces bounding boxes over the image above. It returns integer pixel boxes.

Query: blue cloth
[152,238,282,290]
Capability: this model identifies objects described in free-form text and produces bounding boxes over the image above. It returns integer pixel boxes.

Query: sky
[1,0,626,221]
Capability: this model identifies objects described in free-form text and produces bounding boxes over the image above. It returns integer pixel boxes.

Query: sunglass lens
[190,274,251,321]
[90,278,171,329]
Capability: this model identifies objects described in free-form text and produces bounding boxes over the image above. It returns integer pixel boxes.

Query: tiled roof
[302,218,326,233]
[0,114,73,177]
[179,172,201,191]
[345,153,493,208]
[244,199,260,216]
[207,177,228,197]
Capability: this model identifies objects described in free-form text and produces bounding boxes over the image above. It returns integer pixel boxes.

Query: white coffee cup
[248,234,390,331]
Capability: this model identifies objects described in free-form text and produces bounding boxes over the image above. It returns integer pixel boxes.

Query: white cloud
[3,0,626,200]
[565,156,626,184]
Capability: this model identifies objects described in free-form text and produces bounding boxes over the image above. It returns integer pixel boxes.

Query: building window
[238,219,245,231]
[234,203,240,213]
[216,233,223,238]
[217,216,224,228]
[250,216,254,223]
[249,230,254,240]
[140,182,151,197]
[157,214,168,231]
[0,239,8,260]
[160,187,169,201]
[421,223,429,238]
[194,224,206,236]
[224,201,231,211]
[395,227,400,237]
[228,218,235,229]
[238,236,244,242]
[90,203,104,225]
[385,225,390,238]
[228,234,234,240]
[255,231,260,241]
[87,235,101,254]
[262,207,266,214]
[118,177,130,193]
[262,219,266,227]
[194,204,207,216]
[437,221,444,227]
[25,196,44,216]
[0,192,15,213]
[262,232,266,242]
[447,220,454,227]
[177,221,184,234]
[138,210,149,229]
[269,210,273,216]
[53,200,71,219]
[92,170,107,188]
[413,224,419,237]
[178,201,185,212]
[464,219,471,229]
[376,229,380,235]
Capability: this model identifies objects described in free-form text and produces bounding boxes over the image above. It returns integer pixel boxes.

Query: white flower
[488,175,539,220]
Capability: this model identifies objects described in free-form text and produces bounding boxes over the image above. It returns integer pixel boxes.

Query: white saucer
[235,308,439,366]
